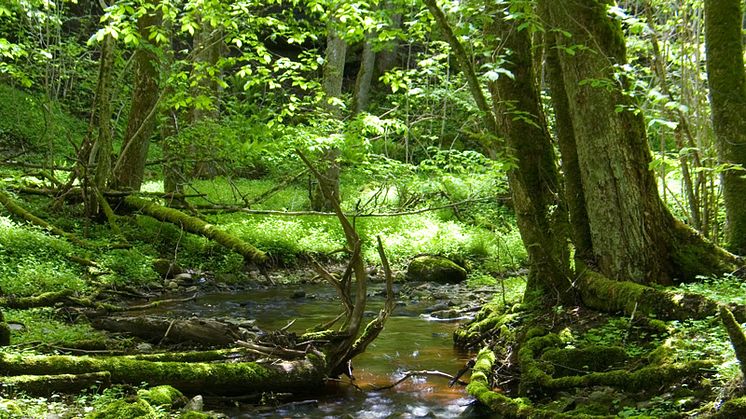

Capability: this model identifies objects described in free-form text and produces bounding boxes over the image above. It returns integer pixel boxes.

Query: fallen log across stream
[0,352,327,396]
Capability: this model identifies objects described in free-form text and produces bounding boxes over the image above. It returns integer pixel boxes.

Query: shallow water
[146,284,484,418]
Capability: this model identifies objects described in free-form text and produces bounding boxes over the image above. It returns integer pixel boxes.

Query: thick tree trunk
[112,2,161,191]
[544,36,593,261]
[542,0,735,284]
[485,11,574,304]
[704,0,746,255]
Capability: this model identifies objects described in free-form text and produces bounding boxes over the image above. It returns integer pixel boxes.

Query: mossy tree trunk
[484,8,574,304]
[542,0,738,284]
[112,0,161,191]
[123,196,267,265]
[311,12,346,212]
[543,33,593,262]
[704,0,746,255]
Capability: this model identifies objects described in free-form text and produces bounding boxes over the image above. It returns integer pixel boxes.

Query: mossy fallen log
[0,352,326,396]
[0,189,90,248]
[720,305,746,379]
[123,196,267,265]
[0,290,74,309]
[0,371,110,396]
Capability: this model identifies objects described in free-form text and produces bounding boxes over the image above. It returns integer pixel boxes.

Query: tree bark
[542,0,736,284]
[704,0,746,255]
[485,7,574,304]
[543,34,593,262]
[112,1,161,191]
[352,33,376,115]
[312,15,347,211]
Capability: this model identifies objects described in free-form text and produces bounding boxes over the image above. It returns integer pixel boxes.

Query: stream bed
[145,284,485,418]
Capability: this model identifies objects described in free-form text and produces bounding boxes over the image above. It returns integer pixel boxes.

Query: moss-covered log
[123,196,267,264]
[0,189,89,247]
[0,290,73,309]
[0,352,326,396]
[720,305,746,379]
[0,371,110,396]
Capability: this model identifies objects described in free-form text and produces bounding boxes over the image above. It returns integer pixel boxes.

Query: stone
[183,395,204,412]
[153,259,183,278]
[174,273,193,283]
[405,255,467,284]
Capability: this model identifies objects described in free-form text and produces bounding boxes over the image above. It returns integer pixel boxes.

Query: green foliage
[0,216,86,296]
[98,248,159,287]
[5,308,109,346]
[0,84,85,161]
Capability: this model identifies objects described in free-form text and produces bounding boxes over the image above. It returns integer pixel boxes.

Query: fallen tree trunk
[0,371,111,397]
[123,196,267,265]
[91,316,244,346]
[0,189,89,248]
[0,352,327,396]
[0,290,74,309]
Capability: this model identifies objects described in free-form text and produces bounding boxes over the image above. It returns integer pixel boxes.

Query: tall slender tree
[704,0,746,255]
[112,1,162,191]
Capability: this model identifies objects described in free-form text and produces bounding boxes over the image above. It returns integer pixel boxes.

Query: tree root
[720,306,746,379]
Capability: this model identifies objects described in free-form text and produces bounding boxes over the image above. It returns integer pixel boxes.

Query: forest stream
[138,284,483,418]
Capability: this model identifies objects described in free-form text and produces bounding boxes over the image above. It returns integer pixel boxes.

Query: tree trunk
[542,0,734,284]
[122,196,267,265]
[311,16,347,211]
[544,35,593,262]
[485,9,574,304]
[0,352,325,396]
[112,2,161,191]
[352,33,376,115]
[704,0,746,255]
[189,16,223,179]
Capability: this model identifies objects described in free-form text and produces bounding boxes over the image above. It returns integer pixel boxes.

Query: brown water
[151,285,486,418]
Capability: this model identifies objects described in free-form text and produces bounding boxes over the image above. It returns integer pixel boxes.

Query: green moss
[405,255,467,283]
[86,399,158,419]
[179,412,213,419]
[137,385,186,408]
[540,346,628,376]
[711,396,746,419]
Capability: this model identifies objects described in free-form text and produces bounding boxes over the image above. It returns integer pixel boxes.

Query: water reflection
[142,285,486,418]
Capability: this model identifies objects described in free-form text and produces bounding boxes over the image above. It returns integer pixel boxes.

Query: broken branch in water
[370,370,468,391]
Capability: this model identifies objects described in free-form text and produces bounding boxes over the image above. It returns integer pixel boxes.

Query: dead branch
[0,189,90,248]
[370,370,468,391]
[188,197,499,218]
